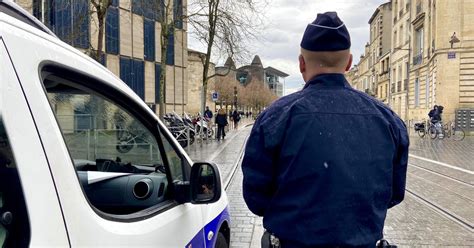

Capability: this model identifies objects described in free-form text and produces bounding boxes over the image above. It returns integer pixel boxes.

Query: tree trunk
[159,26,168,119]
[96,12,105,62]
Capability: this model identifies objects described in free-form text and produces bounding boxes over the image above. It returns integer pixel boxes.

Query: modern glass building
[16,0,188,114]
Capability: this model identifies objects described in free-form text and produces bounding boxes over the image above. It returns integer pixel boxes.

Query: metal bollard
[187,126,190,151]
[214,124,217,140]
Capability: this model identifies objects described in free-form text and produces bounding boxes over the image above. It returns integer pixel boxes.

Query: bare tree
[90,0,112,61]
[188,0,266,117]
[157,0,175,118]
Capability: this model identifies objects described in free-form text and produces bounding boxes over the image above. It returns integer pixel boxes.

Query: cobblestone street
[384,135,474,247]
[187,124,474,248]
[187,121,261,248]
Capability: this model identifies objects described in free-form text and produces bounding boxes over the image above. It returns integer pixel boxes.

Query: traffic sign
[212,92,219,101]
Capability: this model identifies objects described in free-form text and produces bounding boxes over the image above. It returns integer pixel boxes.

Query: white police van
[0,1,230,247]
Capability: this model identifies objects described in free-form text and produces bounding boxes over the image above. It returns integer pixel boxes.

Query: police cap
[300,12,351,52]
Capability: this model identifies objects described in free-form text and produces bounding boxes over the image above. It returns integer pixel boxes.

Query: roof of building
[265,66,289,77]
[251,55,263,67]
[224,57,236,69]
[188,48,206,55]
[368,1,391,24]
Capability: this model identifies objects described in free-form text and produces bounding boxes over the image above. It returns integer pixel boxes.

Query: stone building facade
[390,0,411,120]
[347,0,474,129]
[235,55,288,97]
[186,50,215,114]
[407,0,474,124]
[371,2,392,104]
[15,0,188,115]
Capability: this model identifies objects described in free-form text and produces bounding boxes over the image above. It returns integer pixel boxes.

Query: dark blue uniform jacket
[242,73,409,247]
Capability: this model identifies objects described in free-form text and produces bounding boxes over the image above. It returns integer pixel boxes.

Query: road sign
[212,92,219,101]
[448,52,456,59]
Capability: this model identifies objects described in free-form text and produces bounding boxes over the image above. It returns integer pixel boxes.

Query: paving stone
[409,135,474,171]
[187,121,474,247]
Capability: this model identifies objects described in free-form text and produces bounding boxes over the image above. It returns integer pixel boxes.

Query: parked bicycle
[427,121,465,141]
[414,120,428,138]
[163,112,195,148]
[441,121,465,141]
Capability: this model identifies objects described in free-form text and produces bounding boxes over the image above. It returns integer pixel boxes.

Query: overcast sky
[188,0,386,95]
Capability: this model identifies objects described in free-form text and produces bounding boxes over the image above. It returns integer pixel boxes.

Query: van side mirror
[190,162,222,204]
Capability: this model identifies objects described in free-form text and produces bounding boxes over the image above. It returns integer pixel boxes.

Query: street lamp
[449,32,460,48]
[233,86,238,110]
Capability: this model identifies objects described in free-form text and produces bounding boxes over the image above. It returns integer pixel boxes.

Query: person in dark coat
[428,105,438,123]
[242,12,409,248]
[432,105,443,123]
[232,110,240,130]
[204,106,213,119]
[215,108,228,141]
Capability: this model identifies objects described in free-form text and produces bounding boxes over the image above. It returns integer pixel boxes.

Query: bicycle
[427,121,442,139]
[414,120,428,138]
[441,121,465,141]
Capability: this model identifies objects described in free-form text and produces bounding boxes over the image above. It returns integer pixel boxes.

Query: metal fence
[62,128,157,163]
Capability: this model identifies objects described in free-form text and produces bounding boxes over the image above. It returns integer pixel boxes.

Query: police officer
[242,12,409,248]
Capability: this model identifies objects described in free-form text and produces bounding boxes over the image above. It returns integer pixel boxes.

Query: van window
[0,116,30,247]
[43,73,181,216]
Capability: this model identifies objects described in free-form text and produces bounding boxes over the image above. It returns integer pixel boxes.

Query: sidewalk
[409,135,474,171]
[185,119,262,248]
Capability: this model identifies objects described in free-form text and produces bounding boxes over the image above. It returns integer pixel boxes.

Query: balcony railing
[404,79,409,91]
[397,81,402,92]
[413,52,423,65]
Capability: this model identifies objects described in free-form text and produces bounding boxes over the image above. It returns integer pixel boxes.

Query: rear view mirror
[190,162,221,204]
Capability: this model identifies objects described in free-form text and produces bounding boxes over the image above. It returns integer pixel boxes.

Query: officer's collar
[303,73,350,90]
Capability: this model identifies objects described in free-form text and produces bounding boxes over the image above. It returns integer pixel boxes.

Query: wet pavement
[409,135,474,171]
[186,123,474,247]
[186,121,259,248]
[384,135,474,247]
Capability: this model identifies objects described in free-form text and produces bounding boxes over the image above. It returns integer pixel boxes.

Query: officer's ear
[345,54,353,72]
[299,54,306,73]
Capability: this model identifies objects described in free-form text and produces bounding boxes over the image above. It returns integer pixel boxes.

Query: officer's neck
[303,67,345,82]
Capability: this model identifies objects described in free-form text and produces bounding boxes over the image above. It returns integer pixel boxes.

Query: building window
[131,0,144,16]
[425,76,430,106]
[406,20,410,42]
[105,7,119,55]
[144,19,155,61]
[174,0,183,29]
[394,31,397,47]
[32,0,42,20]
[155,63,162,103]
[414,27,424,65]
[47,0,90,49]
[399,25,403,45]
[414,78,420,107]
[120,57,145,99]
[166,32,175,65]
[132,0,161,20]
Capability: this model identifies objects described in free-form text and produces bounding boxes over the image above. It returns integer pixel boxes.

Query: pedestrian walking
[204,106,213,119]
[232,110,240,130]
[242,12,409,248]
[215,108,228,141]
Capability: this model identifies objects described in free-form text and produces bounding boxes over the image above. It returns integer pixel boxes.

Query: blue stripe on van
[185,207,230,248]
